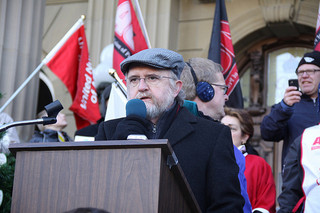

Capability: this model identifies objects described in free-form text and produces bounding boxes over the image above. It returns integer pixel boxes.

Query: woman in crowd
[221,108,276,213]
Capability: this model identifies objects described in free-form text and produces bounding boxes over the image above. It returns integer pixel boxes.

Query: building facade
[0,0,318,202]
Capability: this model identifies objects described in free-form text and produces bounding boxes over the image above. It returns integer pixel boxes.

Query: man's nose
[301,71,309,77]
[138,78,148,91]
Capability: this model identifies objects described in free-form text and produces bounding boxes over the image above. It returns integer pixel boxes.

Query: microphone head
[126,99,147,118]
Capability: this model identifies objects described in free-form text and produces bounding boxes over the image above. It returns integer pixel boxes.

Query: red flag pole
[0,16,86,114]
[42,15,86,65]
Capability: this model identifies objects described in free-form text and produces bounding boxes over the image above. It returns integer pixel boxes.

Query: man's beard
[135,88,176,120]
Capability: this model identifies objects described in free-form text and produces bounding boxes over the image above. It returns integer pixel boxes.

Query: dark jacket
[29,129,72,143]
[74,123,99,137]
[95,106,244,212]
[183,100,251,212]
[277,135,304,213]
[260,94,320,168]
[74,118,104,137]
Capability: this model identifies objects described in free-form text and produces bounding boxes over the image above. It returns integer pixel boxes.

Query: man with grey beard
[95,48,244,212]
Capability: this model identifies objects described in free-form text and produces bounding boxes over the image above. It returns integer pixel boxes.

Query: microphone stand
[0,117,57,133]
[0,100,63,133]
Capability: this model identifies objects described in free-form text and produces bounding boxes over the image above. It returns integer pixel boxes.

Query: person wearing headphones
[180,57,252,212]
[181,58,228,121]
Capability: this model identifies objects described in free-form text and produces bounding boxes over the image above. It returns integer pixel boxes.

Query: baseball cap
[296,51,320,72]
[120,48,185,78]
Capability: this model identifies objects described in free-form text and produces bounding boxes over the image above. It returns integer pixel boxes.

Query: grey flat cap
[120,48,185,78]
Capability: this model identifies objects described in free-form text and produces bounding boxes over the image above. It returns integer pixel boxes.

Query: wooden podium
[9,140,201,213]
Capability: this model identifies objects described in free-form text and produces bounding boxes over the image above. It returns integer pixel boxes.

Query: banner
[113,0,149,82]
[208,0,243,108]
[43,18,101,129]
[314,2,320,51]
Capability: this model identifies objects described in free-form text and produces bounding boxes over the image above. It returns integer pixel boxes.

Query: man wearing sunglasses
[95,48,244,212]
[261,51,320,171]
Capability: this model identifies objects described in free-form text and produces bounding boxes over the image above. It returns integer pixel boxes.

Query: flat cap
[120,48,185,78]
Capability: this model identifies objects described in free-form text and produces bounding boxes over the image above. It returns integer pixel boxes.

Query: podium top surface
[9,139,172,155]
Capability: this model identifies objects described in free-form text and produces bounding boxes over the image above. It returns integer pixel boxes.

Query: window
[240,67,250,108]
[266,47,312,106]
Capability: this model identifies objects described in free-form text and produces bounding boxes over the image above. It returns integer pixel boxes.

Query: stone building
[0,0,318,202]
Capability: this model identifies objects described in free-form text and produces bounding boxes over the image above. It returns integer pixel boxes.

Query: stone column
[87,0,116,67]
[139,0,179,50]
[0,0,46,141]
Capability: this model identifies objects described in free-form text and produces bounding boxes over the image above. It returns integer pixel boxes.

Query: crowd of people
[1,48,320,212]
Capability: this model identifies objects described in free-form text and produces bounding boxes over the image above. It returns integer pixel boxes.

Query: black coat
[277,136,304,213]
[75,118,104,137]
[96,107,244,212]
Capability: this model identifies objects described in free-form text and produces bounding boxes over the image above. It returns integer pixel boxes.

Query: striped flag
[314,2,320,51]
[208,0,243,108]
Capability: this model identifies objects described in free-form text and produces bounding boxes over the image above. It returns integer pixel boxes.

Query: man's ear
[175,80,183,96]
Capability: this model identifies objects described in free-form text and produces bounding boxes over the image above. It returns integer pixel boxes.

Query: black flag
[208,0,243,108]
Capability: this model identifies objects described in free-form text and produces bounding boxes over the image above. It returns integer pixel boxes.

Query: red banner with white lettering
[44,19,100,129]
[113,0,149,82]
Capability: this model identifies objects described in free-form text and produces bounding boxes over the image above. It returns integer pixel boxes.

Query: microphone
[126,99,147,118]
[125,99,148,140]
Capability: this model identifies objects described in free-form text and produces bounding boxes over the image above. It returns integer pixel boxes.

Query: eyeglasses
[296,69,320,77]
[211,83,229,95]
[126,74,175,87]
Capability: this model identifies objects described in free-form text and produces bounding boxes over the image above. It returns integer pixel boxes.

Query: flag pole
[133,0,152,48]
[0,16,86,113]
[0,62,44,113]
[109,68,127,97]
[42,15,85,64]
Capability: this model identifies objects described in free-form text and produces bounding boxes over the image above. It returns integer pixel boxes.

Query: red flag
[208,0,243,108]
[113,0,149,82]
[43,18,100,129]
[314,3,320,51]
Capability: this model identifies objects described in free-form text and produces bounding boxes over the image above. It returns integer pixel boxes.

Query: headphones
[186,62,215,102]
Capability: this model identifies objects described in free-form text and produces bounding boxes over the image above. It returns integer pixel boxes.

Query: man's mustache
[135,92,152,99]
